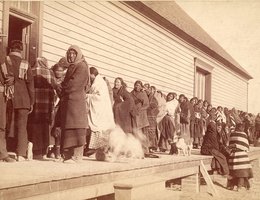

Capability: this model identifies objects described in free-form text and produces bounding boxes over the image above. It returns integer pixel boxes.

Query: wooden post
[114,184,132,200]
[200,160,219,197]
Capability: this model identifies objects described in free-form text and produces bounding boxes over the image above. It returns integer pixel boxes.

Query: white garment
[165,99,179,117]
[216,111,227,124]
[86,74,115,132]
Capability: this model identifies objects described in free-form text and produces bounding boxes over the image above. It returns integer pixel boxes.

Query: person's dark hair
[10,40,23,51]
[210,107,217,113]
[134,80,143,88]
[203,100,209,106]
[114,77,127,88]
[217,106,223,110]
[151,86,156,91]
[52,63,65,72]
[166,92,175,102]
[90,67,99,76]
[179,94,185,99]
[157,90,163,97]
[144,83,150,89]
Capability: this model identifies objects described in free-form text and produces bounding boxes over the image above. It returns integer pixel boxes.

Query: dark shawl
[113,86,134,133]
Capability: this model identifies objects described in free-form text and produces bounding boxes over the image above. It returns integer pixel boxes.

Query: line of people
[0,41,259,167]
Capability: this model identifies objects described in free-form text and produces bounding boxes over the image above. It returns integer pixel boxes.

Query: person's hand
[4,76,14,86]
[28,105,33,114]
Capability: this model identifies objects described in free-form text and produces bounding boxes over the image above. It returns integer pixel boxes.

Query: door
[8,14,31,60]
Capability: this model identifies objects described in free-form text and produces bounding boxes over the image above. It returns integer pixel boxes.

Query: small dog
[106,126,144,162]
[173,136,191,156]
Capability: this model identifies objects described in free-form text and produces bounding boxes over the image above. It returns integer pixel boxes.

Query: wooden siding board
[42,1,248,110]
[43,4,194,81]
[42,26,193,91]
[86,1,193,65]
[45,2,194,78]
[42,1,194,94]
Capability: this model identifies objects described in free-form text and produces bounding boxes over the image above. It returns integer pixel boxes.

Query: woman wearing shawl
[130,81,149,132]
[255,113,260,146]
[216,106,227,125]
[201,116,230,176]
[193,99,203,148]
[143,85,159,152]
[112,77,134,133]
[86,67,115,150]
[201,100,209,134]
[154,90,166,124]
[179,95,191,145]
[227,122,253,191]
[60,45,90,163]
[49,62,66,159]
[189,97,197,147]
[158,92,178,152]
[27,57,56,159]
[130,81,149,153]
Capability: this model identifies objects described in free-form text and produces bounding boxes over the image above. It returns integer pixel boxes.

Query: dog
[173,135,191,156]
[105,126,144,162]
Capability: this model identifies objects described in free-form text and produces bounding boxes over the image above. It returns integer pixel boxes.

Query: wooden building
[0,1,252,111]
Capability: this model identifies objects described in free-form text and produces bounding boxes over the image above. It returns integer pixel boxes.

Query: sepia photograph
[0,0,260,199]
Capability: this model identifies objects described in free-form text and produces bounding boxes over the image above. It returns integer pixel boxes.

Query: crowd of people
[1,41,260,190]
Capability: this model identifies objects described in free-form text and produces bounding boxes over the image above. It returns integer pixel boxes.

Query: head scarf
[66,45,84,65]
[34,57,48,69]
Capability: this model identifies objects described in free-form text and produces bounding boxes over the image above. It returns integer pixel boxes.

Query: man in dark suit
[1,40,34,161]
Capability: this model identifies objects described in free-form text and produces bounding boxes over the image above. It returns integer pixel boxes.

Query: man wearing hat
[0,40,34,161]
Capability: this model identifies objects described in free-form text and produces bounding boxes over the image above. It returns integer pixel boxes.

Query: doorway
[8,14,31,60]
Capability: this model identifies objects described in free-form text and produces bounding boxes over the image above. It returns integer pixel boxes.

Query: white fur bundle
[173,136,191,156]
[107,126,144,162]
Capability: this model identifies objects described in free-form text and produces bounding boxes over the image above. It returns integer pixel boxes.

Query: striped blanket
[228,131,252,171]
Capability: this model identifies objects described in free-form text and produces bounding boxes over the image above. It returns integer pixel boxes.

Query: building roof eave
[124,1,252,80]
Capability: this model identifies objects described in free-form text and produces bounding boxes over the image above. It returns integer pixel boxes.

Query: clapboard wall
[41,1,248,111]
[0,1,3,34]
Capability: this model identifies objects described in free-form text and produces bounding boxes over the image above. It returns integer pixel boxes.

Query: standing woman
[189,97,196,147]
[179,95,191,145]
[144,85,159,152]
[255,113,260,146]
[49,62,66,159]
[158,92,178,152]
[27,57,56,159]
[193,99,203,148]
[60,45,90,163]
[131,81,149,152]
[112,77,134,133]
[201,100,209,134]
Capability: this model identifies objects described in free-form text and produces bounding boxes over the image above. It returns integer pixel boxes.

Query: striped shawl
[228,131,252,171]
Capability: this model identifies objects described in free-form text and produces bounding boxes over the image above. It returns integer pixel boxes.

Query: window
[194,58,213,102]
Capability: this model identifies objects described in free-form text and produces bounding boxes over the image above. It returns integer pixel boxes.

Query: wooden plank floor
[0,147,259,200]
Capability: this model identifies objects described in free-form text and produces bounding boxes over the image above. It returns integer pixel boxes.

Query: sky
[175,0,260,114]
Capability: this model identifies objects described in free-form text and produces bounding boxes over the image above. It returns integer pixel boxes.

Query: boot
[54,146,61,159]
[47,146,55,159]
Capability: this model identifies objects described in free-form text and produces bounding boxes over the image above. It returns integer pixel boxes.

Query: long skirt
[201,147,229,175]
[27,122,50,156]
[88,130,110,149]
[158,116,175,151]
[143,115,158,149]
[61,128,86,150]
